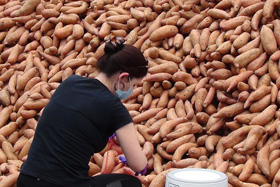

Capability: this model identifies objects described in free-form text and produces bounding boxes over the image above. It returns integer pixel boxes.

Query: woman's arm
[115,123,147,172]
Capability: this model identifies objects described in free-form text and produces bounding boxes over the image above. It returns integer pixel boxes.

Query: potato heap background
[0,0,280,186]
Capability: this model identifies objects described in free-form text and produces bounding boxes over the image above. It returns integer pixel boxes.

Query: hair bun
[104,37,125,54]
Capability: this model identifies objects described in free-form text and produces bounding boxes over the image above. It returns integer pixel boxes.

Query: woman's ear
[118,72,129,82]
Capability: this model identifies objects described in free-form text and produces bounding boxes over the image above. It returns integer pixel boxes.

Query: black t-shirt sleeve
[109,98,133,132]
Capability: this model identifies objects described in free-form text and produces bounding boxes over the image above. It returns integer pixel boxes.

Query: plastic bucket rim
[166,168,228,184]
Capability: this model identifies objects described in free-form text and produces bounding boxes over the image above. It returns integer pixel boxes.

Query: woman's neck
[95,72,118,93]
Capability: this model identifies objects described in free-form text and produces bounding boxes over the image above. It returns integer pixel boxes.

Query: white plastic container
[165,168,228,187]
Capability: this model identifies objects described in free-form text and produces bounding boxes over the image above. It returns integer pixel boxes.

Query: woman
[17,38,148,187]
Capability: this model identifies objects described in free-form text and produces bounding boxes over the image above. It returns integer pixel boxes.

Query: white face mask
[115,77,133,100]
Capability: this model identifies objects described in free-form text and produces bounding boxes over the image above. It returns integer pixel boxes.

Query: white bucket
[165,168,228,187]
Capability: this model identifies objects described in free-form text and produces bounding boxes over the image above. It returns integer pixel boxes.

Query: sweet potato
[173,143,198,162]
[233,32,251,49]
[247,52,267,72]
[172,71,197,85]
[41,9,60,18]
[61,58,87,70]
[156,142,173,160]
[144,73,172,82]
[234,113,259,124]
[141,141,154,160]
[166,134,194,153]
[221,16,251,30]
[181,13,205,34]
[251,10,263,31]
[249,104,277,126]
[222,126,254,148]
[4,26,26,45]
[23,98,49,110]
[66,2,88,14]
[40,36,53,49]
[261,25,277,55]
[23,40,39,52]
[101,150,118,174]
[210,69,232,80]
[0,122,17,138]
[224,71,250,91]
[158,49,181,63]
[234,48,262,68]
[0,172,19,187]
[0,69,14,86]
[227,172,257,187]
[133,108,163,124]
[273,19,280,46]
[0,106,13,128]
[246,173,269,185]
[269,158,280,182]
[215,0,232,9]
[148,61,178,75]
[188,147,208,159]
[194,88,207,112]
[10,0,40,17]
[38,51,61,65]
[152,153,163,175]
[207,118,226,135]
[166,123,193,140]
[257,145,270,178]
[207,8,230,19]
[213,102,244,118]
[159,117,187,138]
[237,2,265,16]
[268,60,280,81]
[149,168,176,187]
[54,24,74,39]
[216,41,231,54]
[237,126,264,154]
[263,0,275,19]
[274,168,280,183]
[205,135,221,152]
[182,36,192,55]
[16,67,38,91]
[137,125,153,142]
[7,44,23,65]
[245,84,271,108]
[174,99,187,118]
[249,94,271,112]
[216,160,229,173]
[2,140,17,160]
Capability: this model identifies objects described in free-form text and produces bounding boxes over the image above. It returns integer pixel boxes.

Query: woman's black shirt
[20,75,132,186]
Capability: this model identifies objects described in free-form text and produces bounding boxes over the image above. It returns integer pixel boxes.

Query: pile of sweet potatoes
[0,0,280,186]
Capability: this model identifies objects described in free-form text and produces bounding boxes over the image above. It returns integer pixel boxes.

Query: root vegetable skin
[261,25,277,55]
[143,73,172,82]
[213,102,245,118]
[10,0,41,17]
[149,25,178,42]
[101,150,118,174]
[222,126,254,148]
[237,126,264,154]
[249,105,277,126]
[149,168,176,187]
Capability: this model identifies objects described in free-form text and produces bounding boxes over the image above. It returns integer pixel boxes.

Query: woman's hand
[119,155,148,176]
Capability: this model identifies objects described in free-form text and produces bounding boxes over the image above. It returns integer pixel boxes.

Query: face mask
[115,77,133,100]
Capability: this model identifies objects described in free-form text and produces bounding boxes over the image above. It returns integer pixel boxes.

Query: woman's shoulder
[63,75,99,87]
[61,74,80,84]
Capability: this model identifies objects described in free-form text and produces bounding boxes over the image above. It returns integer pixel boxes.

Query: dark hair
[97,38,148,78]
